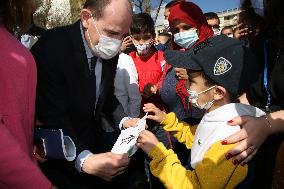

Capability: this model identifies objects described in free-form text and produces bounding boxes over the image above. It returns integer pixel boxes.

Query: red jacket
[129,50,165,92]
[0,26,51,189]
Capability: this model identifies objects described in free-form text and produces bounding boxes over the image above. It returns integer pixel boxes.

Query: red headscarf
[167,1,214,109]
[168,1,213,50]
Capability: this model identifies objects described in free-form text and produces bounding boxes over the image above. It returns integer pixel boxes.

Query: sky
[153,0,241,13]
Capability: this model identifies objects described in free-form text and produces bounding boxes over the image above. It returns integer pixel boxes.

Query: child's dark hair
[130,13,155,35]
[204,12,219,21]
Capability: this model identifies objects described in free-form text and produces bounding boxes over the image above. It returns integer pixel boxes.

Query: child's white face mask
[134,43,152,56]
[187,85,216,110]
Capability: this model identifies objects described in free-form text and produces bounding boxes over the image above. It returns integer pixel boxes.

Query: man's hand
[123,118,140,129]
[82,152,130,181]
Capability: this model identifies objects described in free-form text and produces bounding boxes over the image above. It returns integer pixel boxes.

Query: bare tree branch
[133,0,151,13]
[134,0,143,13]
[142,0,151,13]
[154,0,164,23]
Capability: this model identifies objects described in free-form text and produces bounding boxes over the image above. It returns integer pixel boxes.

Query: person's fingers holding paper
[143,103,166,123]
[82,152,130,181]
[137,130,159,154]
[123,118,140,129]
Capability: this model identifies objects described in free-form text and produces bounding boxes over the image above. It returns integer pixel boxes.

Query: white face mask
[163,19,170,30]
[228,34,234,38]
[187,85,216,110]
[213,28,221,36]
[251,0,264,17]
[134,43,152,56]
[87,18,122,60]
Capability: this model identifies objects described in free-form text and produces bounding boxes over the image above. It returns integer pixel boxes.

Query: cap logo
[214,57,232,75]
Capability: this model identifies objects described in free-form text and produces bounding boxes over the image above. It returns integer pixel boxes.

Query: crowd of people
[1,0,283,188]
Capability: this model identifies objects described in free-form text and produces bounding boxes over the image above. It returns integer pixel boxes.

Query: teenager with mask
[126,13,170,189]
[31,0,144,188]
[128,13,165,95]
[127,13,169,144]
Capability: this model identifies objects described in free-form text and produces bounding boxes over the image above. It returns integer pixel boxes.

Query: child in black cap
[136,35,266,188]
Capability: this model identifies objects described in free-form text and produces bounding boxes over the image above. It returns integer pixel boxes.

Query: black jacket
[31,21,127,155]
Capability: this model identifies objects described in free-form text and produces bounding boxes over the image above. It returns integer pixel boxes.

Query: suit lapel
[69,20,97,112]
[70,20,89,77]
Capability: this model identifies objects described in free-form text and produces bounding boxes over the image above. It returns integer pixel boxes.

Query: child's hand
[120,36,133,52]
[150,84,158,94]
[142,83,158,99]
[143,103,166,123]
[136,130,159,154]
[174,68,188,80]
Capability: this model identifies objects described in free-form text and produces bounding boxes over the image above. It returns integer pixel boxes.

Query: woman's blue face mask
[174,29,199,49]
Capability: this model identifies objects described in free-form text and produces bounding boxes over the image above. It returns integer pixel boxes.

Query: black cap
[164,35,260,96]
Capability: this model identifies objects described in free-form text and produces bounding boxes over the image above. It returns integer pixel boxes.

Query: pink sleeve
[0,120,52,189]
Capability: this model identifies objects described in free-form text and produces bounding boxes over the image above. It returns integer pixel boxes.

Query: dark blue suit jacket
[31,20,127,156]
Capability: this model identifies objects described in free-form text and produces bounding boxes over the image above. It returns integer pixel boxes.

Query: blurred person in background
[221,26,234,38]
[204,12,221,35]
[222,0,284,188]
[155,32,171,51]
[0,0,56,188]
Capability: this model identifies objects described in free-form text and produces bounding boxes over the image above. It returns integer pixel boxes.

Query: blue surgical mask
[174,29,199,49]
[251,0,264,17]
[187,85,216,110]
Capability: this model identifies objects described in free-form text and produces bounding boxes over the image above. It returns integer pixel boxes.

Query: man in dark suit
[31,0,145,188]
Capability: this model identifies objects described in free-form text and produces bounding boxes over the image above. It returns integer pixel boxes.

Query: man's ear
[80,9,92,29]
[213,86,226,100]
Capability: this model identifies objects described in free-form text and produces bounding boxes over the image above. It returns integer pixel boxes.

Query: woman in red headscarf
[169,1,213,50]
[170,0,214,112]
